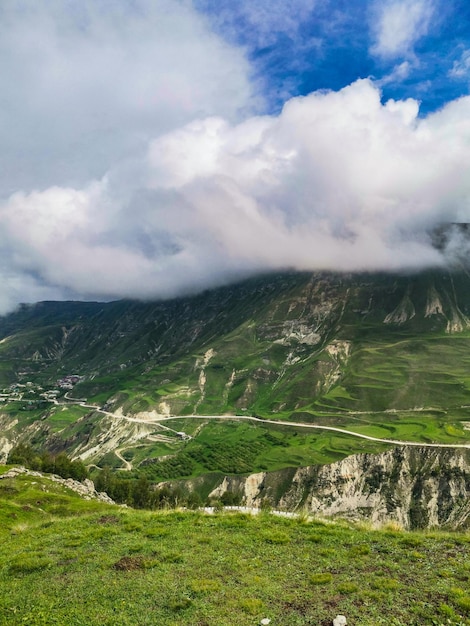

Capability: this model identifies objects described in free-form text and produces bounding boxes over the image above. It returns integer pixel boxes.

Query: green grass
[44,405,91,431]
[0,471,469,625]
[118,330,470,477]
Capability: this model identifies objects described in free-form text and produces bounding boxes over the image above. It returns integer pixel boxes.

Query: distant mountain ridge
[1,267,470,388]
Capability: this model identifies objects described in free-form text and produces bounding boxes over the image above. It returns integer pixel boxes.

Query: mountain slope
[1,269,470,477]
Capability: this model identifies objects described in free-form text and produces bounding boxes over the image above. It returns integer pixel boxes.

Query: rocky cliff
[208,447,470,530]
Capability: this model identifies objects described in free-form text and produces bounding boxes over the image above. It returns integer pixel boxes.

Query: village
[0,374,83,409]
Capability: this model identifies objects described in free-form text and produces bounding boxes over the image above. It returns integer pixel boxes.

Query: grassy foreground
[0,470,469,626]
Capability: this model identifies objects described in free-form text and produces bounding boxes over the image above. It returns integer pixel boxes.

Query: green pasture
[45,405,91,432]
[5,295,470,485]
[0,472,469,625]
[328,334,470,413]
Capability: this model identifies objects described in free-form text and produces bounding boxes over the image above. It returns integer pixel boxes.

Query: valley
[1,269,470,527]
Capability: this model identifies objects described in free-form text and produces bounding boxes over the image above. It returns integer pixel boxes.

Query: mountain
[1,267,470,503]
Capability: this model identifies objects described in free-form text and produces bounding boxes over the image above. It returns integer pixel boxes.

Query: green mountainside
[1,269,470,485]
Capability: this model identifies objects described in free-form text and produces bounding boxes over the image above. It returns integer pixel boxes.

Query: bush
[239,598,264,615]
[310,572,333,585]
[338,582,359,594]
[7,445,88,481]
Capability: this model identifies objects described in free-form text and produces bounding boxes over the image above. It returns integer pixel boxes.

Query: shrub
[220,490,243,506]
[190,579,221,594]
[7,445,88,481]
[338,582,359,594]
[310,572,333,585]
[239,598,264,615]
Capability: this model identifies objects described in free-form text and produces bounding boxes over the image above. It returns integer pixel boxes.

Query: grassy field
[0,470,469,625]
[314,333,470,414]
[71,331,470,479]
[98,408,469,481]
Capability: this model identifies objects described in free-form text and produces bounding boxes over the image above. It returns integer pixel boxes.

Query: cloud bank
[0,0,254,197]
[2,77,470,314]
[0,1,469,314]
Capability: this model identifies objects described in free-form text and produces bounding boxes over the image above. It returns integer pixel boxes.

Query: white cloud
[204,0,317,48]
[449,49,470,79]
[370,0,434,59]
[0,0,255,197]
[3,79,470,312]
[0,272,66,317]
[376,60,412,86]
[237,0,316,45]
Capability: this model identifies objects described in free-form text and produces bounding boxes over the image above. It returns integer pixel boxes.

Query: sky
[1,0,470,312]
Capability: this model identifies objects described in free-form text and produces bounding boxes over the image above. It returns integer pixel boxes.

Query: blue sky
[0,0,470,311]
[198,0,470,114]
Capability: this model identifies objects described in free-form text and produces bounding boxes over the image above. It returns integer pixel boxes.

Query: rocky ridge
[208,447,470,530]
[0,466,115,504]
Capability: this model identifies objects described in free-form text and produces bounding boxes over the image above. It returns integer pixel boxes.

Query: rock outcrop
[0,466,115,504]
[208,447,470,530]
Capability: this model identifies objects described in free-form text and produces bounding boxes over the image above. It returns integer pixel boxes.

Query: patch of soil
[113,556,145,571]
[281,600,311,616]
[58,557,78,566]
[98,514,119,525]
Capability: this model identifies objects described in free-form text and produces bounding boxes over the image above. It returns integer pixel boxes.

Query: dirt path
[61,399,470,450]
[155,414,470,450]
[114,448,132,471]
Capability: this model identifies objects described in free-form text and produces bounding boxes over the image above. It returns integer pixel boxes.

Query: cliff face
[208,447,470,530]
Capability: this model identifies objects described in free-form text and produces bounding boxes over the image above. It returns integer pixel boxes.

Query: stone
[260,619,271,626]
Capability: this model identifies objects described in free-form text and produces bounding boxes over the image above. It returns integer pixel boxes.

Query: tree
[132,475,151,509]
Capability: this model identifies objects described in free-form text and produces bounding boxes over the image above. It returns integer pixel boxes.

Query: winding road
[155,414,470,450]
[65,397,470,451]
[114,447,132,471]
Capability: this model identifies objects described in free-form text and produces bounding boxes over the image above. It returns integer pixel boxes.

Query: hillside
[1,268,470,500]
[0,466,469,626]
